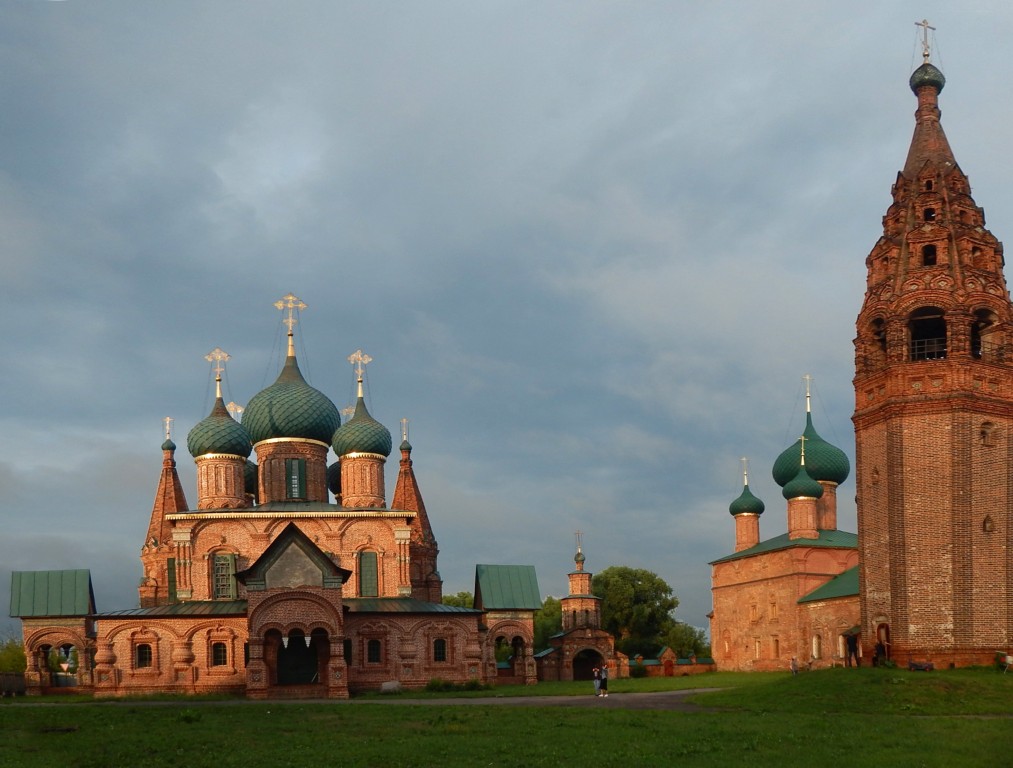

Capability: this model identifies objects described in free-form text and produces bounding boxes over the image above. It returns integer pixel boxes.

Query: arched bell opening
[909,307,947,360]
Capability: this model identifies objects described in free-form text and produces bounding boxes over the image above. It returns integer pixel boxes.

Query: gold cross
[915,19,935,63]
[163,416,173,441]
[274,293,307,334]
[401,418,409,443]
[347,348,372,380]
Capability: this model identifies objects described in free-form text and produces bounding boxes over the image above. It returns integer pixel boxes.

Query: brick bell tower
[853,35,1013,666]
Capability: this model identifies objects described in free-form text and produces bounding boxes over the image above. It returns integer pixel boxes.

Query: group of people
[592,665,609,697]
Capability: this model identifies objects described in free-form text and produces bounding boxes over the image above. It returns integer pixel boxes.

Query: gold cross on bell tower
[205,347,230,399]
[915,19,936,63]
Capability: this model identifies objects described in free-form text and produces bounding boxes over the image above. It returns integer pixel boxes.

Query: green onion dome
[772,413,850,486]
[162,438,176,452]
[241,355,341,445]
[244,460,258,497]
[327,461,341,496]
[331,396,392,457]
[910,62,945,94]
[782,464,824,500]
[729,484,765,516]
[187,397,253,458]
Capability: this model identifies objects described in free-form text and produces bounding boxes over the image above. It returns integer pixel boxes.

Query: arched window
[909,307,947,360]
[812,634,822,660]
[921,244,937,266]
[923,207,936,222]
[358,551,379,597]
[971,309,999,359]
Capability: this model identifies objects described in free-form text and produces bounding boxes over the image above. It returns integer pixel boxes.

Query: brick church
[11,296,543,697]
[711,41,1013,670]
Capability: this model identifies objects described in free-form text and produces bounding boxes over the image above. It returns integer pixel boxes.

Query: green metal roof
[798,565,860,603]
[474,564,542,610]
[344,598,480,614]
[97,600,248,618]
[710,529,857,564]
[10,570,95,617]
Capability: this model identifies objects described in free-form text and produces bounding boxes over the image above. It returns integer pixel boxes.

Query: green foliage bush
[0,639,27,674]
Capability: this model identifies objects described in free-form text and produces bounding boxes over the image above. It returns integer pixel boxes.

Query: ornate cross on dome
[574,529,583,553]
[274,293,306,356]
[348,348,372,381]
[740,456,750,485]
[163,416,173,441]
[803,373,813,413]
[274,293,307,333]
[227,402,244,420]
[205,347,230,398]
[401,418,409,443]
[916,19,935,63]
[799,434,808,465]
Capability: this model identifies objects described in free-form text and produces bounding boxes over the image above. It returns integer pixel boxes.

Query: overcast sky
[4,1,1013,639]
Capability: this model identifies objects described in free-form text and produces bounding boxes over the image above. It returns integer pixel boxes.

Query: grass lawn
[1,667,1010,767]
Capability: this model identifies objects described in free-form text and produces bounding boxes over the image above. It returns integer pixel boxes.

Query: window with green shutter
[359,551,378,597]
[286,458,306,499]
[167,558,177,603]
[213,553,237,599]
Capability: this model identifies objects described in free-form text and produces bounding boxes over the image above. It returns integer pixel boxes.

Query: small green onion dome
[242,355,341,445]
[772,413,850,486]
[782,464,825,500]
[574,550,586,565]
[187,397,253,458]
[331,396,392,457]
[244,460,258,497]
[400,438,412,452]
[909,62,945,94]
[327,461,341,496]
[162,438,176,452]
[729,484,765,516]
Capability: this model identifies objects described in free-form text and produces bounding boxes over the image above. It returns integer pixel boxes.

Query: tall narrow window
[359,551,379,597]
[433,638,447,662]
[212,553,237,599]
[286,458,307,500]
[343,638,352,665]
[923,207,936,222]
[812,634,823,660]
[921,244,937,266]
[367,639,382,664]
[167,557,177,603]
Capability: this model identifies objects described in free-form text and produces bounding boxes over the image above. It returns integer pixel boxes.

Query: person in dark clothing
[599,664,608,697]
[846,634,859,667]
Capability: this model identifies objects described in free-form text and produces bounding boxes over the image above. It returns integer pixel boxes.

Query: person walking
[592,667,601,696]
[599,664,609,697]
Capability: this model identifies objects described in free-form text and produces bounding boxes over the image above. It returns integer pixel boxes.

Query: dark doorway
[277,630,319,685]
[572,649,603,681]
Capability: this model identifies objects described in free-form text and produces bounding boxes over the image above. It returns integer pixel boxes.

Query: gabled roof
[474,564,541,610]
[710,529,857,564]
[10,570,96,618]
[236,522,351,591]
[798,565,860,603]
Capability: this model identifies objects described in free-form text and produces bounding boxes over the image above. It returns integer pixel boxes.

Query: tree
[592,566,678,657]
[662,622,710,658]
[442,591,473,609]
[0,637,26,674]
[533,596,562,651]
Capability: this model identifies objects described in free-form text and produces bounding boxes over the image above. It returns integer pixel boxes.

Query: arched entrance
[265,628,331,686]
[572,648,603,681]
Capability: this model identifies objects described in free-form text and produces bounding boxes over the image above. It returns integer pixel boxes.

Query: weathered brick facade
[853,56,1013,667]
[17,318,536,697]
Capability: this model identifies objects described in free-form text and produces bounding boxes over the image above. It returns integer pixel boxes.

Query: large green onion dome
[772,413,850,487]
[331,395,392,457]
[242,355,341,445]
[729,484,765,516]
[782,464,825,500]
[187,397,253,458]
